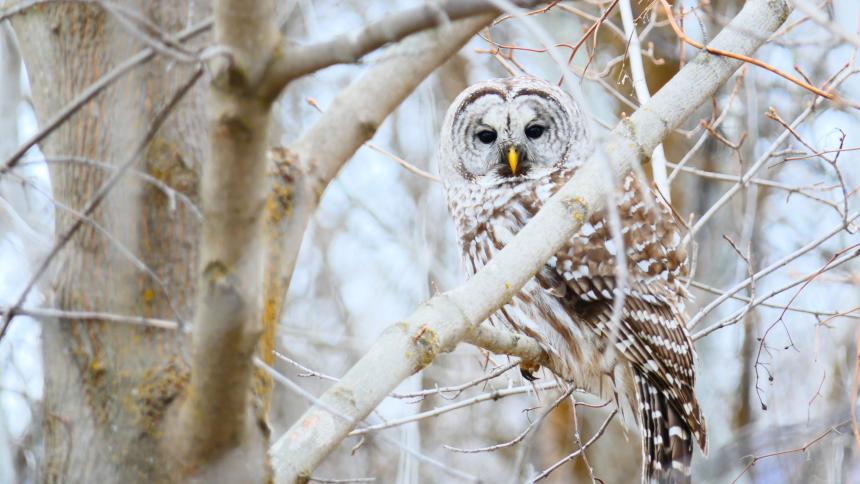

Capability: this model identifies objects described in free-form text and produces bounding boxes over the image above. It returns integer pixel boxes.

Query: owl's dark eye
[476,129,497,144]
[525,125,545,139]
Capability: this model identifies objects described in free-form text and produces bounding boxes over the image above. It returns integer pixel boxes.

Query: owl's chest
[462,216,611,387]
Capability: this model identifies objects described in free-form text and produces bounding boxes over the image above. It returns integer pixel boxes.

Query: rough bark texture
[12,3,208,481]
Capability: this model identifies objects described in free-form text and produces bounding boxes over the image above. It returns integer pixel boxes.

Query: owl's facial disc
[450,86,574,185]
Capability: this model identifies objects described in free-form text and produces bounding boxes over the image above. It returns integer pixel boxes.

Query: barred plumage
[438,77,707,483]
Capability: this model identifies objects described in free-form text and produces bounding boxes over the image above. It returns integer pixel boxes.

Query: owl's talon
[520,361,540,381]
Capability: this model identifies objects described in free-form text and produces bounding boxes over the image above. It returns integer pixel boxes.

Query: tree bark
[12,3,207,481]
[171,0,277,480]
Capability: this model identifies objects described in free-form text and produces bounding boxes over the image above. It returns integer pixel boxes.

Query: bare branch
[659,0,842,103]
[444,385,576,453]
[463,322,557,373]
[0,306,178,330]
[693,242,860,339]
[729,420,849,484]
[688,211,859,331]
[391,360,519,400]
[350,381,559,436]
[619,0,670,200]
[531,408,619,481]
[791,0,860,49]
[258,0,542,100]
[308,478,376,483]
[688,86,833,237]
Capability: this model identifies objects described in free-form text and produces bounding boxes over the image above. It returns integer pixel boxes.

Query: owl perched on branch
[438,77,707,483]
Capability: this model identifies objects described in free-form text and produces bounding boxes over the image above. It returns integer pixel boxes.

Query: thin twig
[729,421,849,483]
[530,408,618,482]
[443,385,577,453]
[0,306,178,330]
[659,0,841,103]
[349,381,560,436]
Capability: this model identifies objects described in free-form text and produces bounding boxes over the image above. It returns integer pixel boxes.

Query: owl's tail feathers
[634,376,705,484]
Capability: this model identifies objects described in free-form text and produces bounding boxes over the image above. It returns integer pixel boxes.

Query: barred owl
[438,77,707,483]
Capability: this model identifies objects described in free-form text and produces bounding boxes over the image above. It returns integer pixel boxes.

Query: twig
[308,478,375,483]
[694,239,860,339]
[530,408,618,482]
[659,0,839,103]
[667,161,842,213]
[791,0,860,49]
[667,69,746,183]
[620,0,670,200]
[304,98,440,182]
[561,0,620,83]
[391,360,520,400]
[349,381,560,436]
[753,244,860,407]
[782,145,860,162]
[688,279,860,320]
[853,325,860,453]
[690,96,820,237]
[363,145,439,183]
[19,156,202,219]
[0,306,178,330]
[690,211,859,329]
[443,386,577,453]
[274,351,340,383]
[729,421,849,483]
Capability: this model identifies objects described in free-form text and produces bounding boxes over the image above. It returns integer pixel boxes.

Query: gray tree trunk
[12,3,215,481]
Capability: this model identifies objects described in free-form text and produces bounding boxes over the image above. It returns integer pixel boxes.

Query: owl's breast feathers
[452,171,707,454]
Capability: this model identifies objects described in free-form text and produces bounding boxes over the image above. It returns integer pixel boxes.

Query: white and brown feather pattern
[439,77,706,483]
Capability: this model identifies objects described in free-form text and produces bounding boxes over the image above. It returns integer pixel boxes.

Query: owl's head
[438,77,590,190]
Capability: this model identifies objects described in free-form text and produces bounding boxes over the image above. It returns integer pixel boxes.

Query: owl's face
[439,77,589,190]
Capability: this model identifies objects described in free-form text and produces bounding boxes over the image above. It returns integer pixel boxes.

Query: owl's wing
[534,191,707,449]
[538,265,706,447]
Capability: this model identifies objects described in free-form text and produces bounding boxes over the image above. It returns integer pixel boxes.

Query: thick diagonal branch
[269,1,792,481]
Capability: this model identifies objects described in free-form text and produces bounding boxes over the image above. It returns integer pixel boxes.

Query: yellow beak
[507,147,519,175]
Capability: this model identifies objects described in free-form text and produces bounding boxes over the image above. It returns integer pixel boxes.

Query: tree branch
[269,0,793,481]
[258,0,541,101]
[175,0,278,476]
[463,322,555,372]
[619,0,671,201]
[791,0,860,50]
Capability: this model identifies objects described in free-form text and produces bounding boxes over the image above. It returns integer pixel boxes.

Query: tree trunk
[12,3,208,481]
